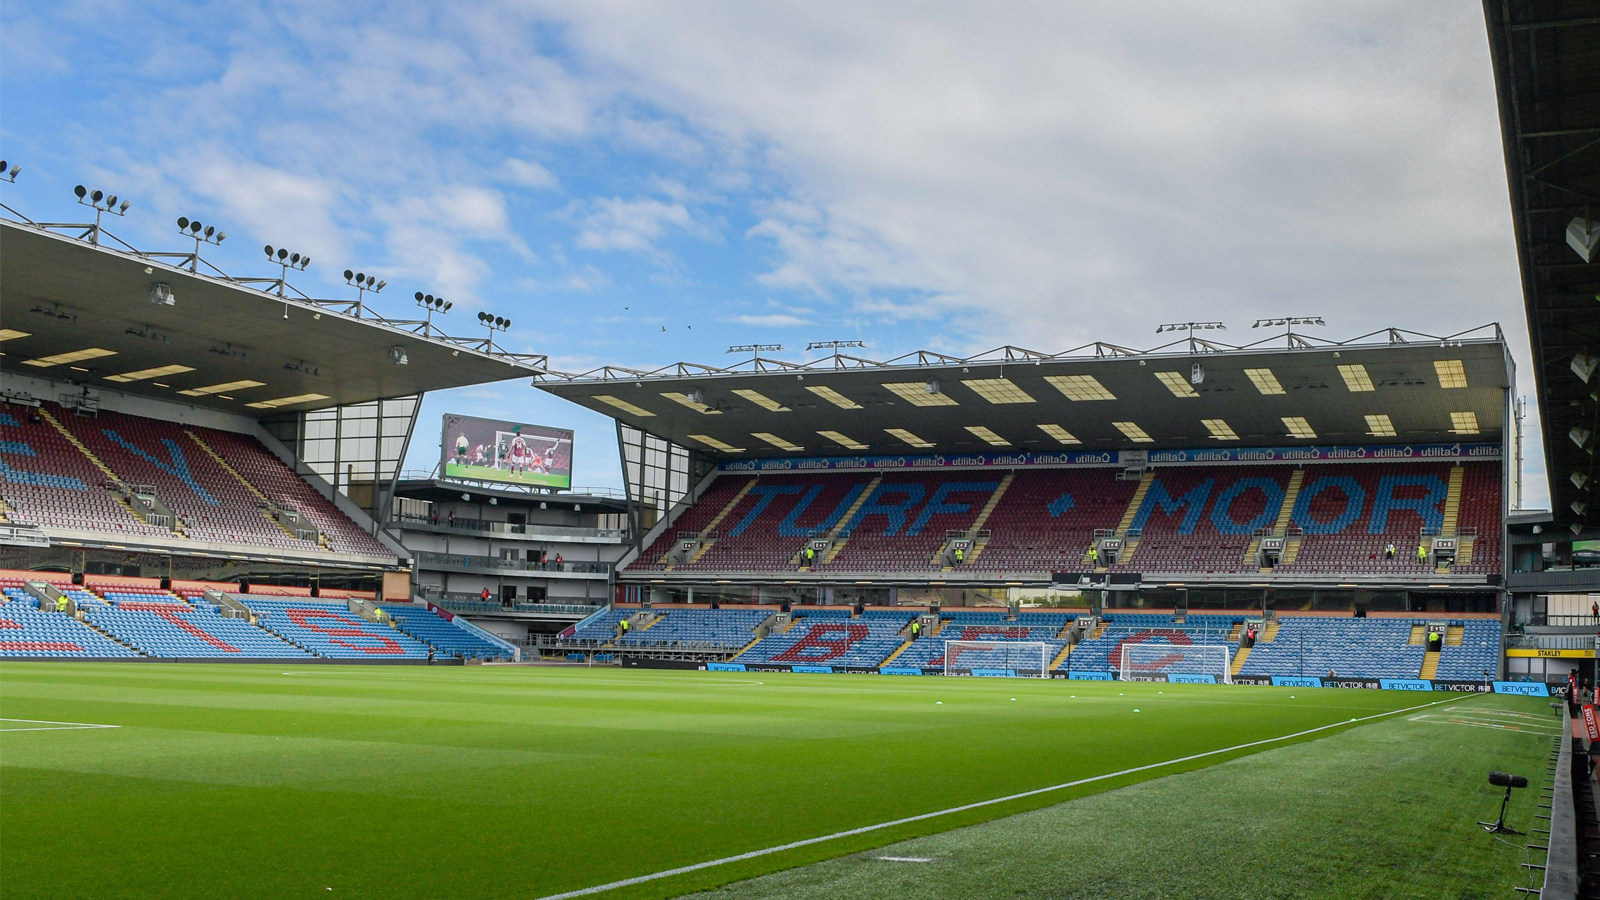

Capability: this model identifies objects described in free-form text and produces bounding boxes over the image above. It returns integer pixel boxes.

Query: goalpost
[942,641,1051,678]
[1119,643,1232,684]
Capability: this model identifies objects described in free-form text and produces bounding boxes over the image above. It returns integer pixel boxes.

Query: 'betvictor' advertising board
[721,442,1499,474]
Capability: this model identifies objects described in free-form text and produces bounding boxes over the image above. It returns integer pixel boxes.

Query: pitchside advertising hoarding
[441,414,574,489]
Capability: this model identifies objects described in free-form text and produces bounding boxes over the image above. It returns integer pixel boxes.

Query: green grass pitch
[0,664,1548,900]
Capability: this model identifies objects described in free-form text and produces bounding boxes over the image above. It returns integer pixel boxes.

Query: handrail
[414,551,612,574]
[1545,705,1578,899]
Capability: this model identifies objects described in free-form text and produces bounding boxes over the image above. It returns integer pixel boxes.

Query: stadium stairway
[1048,642,1075,671]
[1086,471,1152,569]
[944,473,1014,569]
[1229,647,1250,677]
[1245,469,1304,569]
[1419,648,1440,679]
[35,408,164,530]
[182,429,304,543]
[677,478,757,569]
[879,635,916,666]
[799,475,881,569]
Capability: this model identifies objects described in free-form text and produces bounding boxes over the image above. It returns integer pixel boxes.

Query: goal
[1119,643,1231,684]
[942,640,1051,678]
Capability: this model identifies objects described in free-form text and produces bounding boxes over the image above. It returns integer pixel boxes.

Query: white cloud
[571,195,717,258]
[500,158,560,190]
[730,313,811,328]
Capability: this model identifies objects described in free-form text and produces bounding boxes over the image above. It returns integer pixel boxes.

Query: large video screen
[441,414,573,489]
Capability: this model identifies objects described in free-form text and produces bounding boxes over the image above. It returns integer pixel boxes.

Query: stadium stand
[0,585,143,658]
[627,461,1502,577]
[33,406,392,558]
[193,425,393,557]
[737,611,913,667]
[964,470,1138,572]
[1432,620,1502,682]
[374,603,513,660]
[83,593,314,658]
[616,607,769,649]
[1061,614,1241,674]
[0,409,169,537]
[1237,617,1425,680]
[243,597,431,658]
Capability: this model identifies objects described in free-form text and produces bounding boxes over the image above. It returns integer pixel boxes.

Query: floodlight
[1574,500,1588,516]
[91,190,103,203]
[1569,217,1600,262]
[925,378,941,395]
[1573,472,1591,491]
[348,270,357,280]
[265,245,275,257]
[1574,353,1599,383]
[1572,426,1593,450]
[179,217,191,230]
[687,388,706,406]
[74,185,87,199]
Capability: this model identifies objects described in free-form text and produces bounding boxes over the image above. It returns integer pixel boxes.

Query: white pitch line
[529,695,1469,900]
[0,717,119,733]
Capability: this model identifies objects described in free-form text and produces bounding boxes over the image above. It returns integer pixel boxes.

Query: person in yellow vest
[55,596,67,613]
[618,617,630,640]
[954,547,964,564]
[1089,546,1099,566]
[1427,628,1442,652]
[804,546,815,563]
[910,619,921,640]
[1417,544,1429,565]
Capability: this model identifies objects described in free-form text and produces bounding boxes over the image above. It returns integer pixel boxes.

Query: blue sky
[1,2,1543,503]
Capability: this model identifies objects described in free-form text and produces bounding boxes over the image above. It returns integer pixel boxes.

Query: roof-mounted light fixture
[477,311,511,345]
[0,159,19,183]
[1569,216,1600,262]
[414,291,451,336]
[346,270,386,307]
[73,184,130,245]
[263,244,310,307]
[1574,352,1600,384]
[729,344,783,354]
[176,217,225,273]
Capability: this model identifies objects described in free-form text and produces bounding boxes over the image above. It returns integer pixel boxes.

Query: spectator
[554,553,563,567]
[480,587,491,603]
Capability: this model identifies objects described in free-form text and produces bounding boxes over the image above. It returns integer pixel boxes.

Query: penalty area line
[530,695,1469,900]
[0,717,120,733]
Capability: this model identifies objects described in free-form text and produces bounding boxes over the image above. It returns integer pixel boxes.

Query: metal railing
[420,592,600,617]
[396,470,627,500]
[414,551,612,575]
[394,512,626,541]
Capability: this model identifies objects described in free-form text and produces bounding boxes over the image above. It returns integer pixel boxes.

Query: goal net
[942,641,1051,678]
[1119,643,1231,684]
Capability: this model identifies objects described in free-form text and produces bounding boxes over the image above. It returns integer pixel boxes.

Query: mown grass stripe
[532,694,1468,900]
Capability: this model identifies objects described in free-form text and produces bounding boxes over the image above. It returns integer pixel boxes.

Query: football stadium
[3,4,1600,900]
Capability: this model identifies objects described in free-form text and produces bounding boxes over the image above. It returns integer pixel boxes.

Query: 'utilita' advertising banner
[442,414,573,489]
[720,442,1499,473]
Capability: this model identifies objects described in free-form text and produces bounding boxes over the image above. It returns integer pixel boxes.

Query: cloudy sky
[1,2,1541,503]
